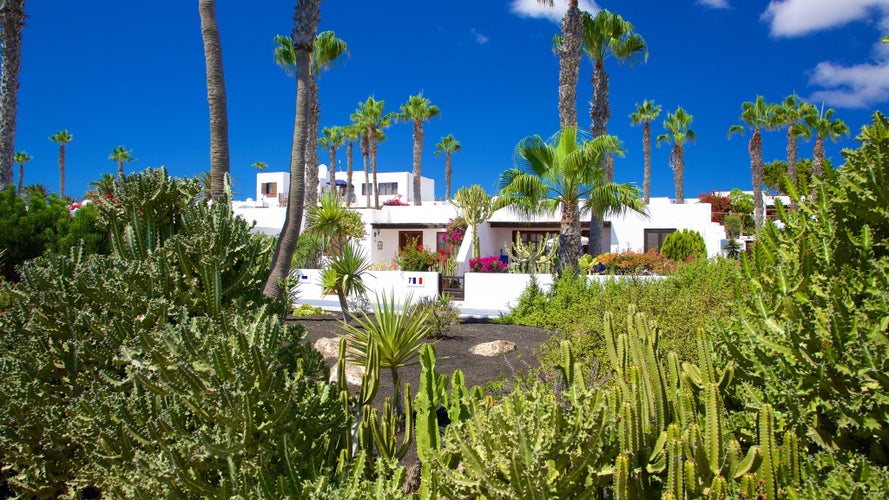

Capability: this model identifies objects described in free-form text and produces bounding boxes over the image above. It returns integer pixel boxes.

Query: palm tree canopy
[435,134,462,155]
[49,129,73,145]
[656,107,695,148]
[581,9,648,64]
[354,96,394,132]
[499,127,625,217]
[109,145,134,163]
[319,126,345,150]
[252,161,268,171]
[273,34,297,74]
[13,151,31,164]
[774,94,815,137]
[805,107,850,141]
[727,96,776,138]
[310,31,348,76]
[629,99,661,126]
[397,92,440,124]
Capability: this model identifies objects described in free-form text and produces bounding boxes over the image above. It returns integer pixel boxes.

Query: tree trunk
[786,128,798,190]
[591,58,612,180]
[588,212,603,257]
[58,146,65,198]
[328,146,337,195]
[117,161,124,178]
[642,121,651,204]
[360,136,370,207]
[445,152,452,200]
[17,162,23,195]
[371,129,380,209]
[262,0,319,299]
[304,76,320,209]
[346,139,354,206]
[199,0,230,200]
[0,0,25,191]
[811,137,824,201]
[557,1,582,130]
[751,129,764,228]
[412,119,423,205]
[673,144,685,204]
[558,197,580,275]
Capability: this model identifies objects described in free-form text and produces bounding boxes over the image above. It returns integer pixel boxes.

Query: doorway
[398,231,424,253]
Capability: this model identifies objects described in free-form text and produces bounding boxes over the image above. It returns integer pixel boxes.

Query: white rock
[470,340,516,356]
[329,362,366,386]
[313,337,342,359]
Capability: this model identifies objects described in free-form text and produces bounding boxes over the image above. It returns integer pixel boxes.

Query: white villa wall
[293,269,440,304]
[255,172,289,207]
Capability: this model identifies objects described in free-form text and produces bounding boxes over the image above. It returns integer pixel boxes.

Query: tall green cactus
[614,453,631,500]
[760,404,778,500]
[506,232,558,274]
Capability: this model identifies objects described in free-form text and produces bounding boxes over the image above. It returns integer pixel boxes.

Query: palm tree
[275,30,347,209]
[582,9,647,182]
[109,145,135,177]
[582,168,647,257]
[349,108,372,207]
[342,124,361,206]
[656,107,695,205]
[434,134,462,200]
[498,127,625,274]
[805,106,849,184]
[354,97,394,208]
[198,0,230,200]
[629,99,661,204]
[773,94,815,193]
[13,150,30,195]
[319,125,344,194]
[262,0,321,299]
[88,172,116,199]
[21,183,48,199]
[397,92,440,205]
[49,129,73,198]
[537,0,583,129]
[0,0,26,191]
[252,160,268,172]
[728,96,776,228]
[452,184,496,259]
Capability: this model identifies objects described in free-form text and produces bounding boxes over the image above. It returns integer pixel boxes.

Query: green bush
[719,111,889,464]
[414,293,461,337]
[0,186,71,281]
[660,228,706,262]
[395,237,439,271]
[53,203,110,256]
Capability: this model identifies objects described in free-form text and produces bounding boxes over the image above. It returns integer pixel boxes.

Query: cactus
[667,433,684,500]
[614,454,631,500]
[759,404,778,500]
[506,232,558,274]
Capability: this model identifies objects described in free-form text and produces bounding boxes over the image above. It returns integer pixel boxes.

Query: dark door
[398,231,423,252]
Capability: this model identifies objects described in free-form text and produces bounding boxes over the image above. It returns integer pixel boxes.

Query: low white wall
[463,273,555,311]
[292,269,440,304]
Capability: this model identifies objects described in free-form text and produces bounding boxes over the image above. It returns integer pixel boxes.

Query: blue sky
[10,0,889,201]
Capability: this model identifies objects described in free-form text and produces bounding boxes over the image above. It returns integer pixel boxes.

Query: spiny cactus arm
[666,435,684,500]
[731,445,759,480]
[614,454,631,500]
[782,430,801,485]
[759,404,779,500]
[416,344,442,463]
[703,382,725,476]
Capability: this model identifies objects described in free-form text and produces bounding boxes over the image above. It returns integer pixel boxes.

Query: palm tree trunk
[117,161,124,178]
[371,130,380,209]
[346,139,354,206]
[445,152,452,200]
[58,146,65,198]
[263,0,319,299]
[199,0,230,200]
[305,76,320,209]
[362,143,370,208]
[588,212,603,256]
[590,59,612,178]
[674,144,685,204]
[787,128,798,189]
[643,121,651,204]
[412,119,423,205]
[557,1,582,130]
[559,197,580,275]
[751,129,764,228]
[0,0,25,191]
[811,137,824,201]
[17,162,23,195]
[328,146,337,195]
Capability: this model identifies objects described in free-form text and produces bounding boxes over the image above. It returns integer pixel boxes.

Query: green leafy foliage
[596,248,674,274]
[53,203,110,256]
[395,236,439,271]
[0,186,72,280]
[660,228,706,262]
[413,293,461,338]
[719,111,889,464]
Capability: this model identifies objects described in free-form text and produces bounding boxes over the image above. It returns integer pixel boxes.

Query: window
[644,228,675,253]
[261,182,277,196]
[361,183,372,196]
[437,231,449,255]
[378,182,398,195]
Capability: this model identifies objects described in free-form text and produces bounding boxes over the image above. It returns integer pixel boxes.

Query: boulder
[313,337,342,359]
[470,340,516,356]
[329,362,365,387]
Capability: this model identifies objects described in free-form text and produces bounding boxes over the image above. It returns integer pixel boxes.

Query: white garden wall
[292,269,440,305]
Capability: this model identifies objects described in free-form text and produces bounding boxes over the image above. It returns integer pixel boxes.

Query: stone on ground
[470,340,516,356]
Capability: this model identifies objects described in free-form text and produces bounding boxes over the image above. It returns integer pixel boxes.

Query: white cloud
[471,28,489,45]
[510,0,600,23]
[697,0,730,8]
[762,0,889,37]
[808,57,889,108]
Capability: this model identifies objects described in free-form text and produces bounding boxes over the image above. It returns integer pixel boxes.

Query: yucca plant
[343,292,432,416]
[320,242,370,324]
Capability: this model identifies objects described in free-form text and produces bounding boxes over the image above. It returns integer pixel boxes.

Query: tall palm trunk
[346,139,354,206]
[117,161,124,178]
[672,144,685,204]
[587,58,611,256]
[557,0,582,130]
[17,161,23,195]
[327,145,337,196]
[304,77,320,208]
[411,119,423,205]
[642,121,651,204]
[588,213,603,256]
[811,137,825,201]
[199,0,230,199]
[787,128,799,189]
[0,0,25,191]
[559,196,581,274]
[360,136,370,207]
[263,0,319,299]
[370,128,379,208]
[445,152,452,200]
[58,145,66,198]
[750,129,764,228]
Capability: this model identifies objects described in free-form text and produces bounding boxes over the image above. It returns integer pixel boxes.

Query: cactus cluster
[505,231,558,274]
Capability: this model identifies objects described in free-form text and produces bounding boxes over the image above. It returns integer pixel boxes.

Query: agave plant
[343,292,432,416]
[320,241,370,324]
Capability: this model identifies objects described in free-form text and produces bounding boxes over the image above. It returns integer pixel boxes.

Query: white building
[234,170,729,266]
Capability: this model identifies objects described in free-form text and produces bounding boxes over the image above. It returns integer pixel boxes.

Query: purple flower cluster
[469,256,508,273]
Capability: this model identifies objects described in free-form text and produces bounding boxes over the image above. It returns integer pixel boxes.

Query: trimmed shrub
[396,238,439,271]
[660,228,706,262]
[596,249,674,275]
[0,186,72,281]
